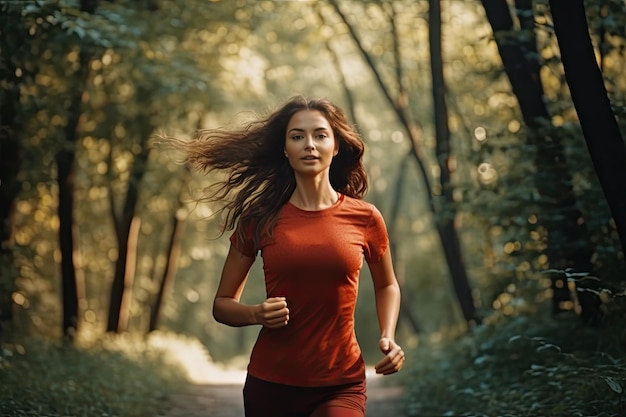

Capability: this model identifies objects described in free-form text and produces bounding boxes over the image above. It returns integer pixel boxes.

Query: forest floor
[160,368,406,417]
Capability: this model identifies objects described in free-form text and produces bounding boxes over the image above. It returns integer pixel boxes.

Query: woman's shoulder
[340,195,381,216]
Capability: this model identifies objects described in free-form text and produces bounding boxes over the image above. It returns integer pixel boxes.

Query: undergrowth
[0,332,194,417]
[1,306,624,417]
[399,308,625,417]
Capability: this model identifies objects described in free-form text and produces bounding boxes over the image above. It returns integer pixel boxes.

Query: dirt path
[161,369,406,417]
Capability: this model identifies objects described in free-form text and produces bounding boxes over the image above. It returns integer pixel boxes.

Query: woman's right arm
[213,244,290,328]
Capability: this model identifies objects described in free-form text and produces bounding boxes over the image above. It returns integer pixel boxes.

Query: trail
[160,369,406,417]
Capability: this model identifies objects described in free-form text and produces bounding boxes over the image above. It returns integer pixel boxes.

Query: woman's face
[284,110,338,177]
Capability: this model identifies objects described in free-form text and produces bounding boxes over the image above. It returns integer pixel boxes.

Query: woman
[180,96,404,417]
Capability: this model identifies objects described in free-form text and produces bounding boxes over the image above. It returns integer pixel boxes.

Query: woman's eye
[292,135,303,140]
[316,134,327,139]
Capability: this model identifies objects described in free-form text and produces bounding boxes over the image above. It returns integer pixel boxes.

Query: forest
[1,0,625,416]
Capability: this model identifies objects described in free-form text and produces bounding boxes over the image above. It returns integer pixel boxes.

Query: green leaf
[536,343,561,353]
[603,377,623,394]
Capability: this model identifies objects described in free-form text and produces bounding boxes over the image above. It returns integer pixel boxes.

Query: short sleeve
[363,205,389,263]
[229,221,257,258]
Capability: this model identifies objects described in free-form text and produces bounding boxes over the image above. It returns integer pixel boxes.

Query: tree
[55,0,99,340]
[480,0,600,323]
[549,0,626,260]
[0,3,27,331]
[429,0,477,327]
[106,84,154,333]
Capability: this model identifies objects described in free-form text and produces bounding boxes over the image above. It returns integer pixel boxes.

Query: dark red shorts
[243,374,367,417]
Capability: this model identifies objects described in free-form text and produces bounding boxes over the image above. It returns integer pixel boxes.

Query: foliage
[0,332,201,417]
[400,308,626,417]
[454,0,626,323]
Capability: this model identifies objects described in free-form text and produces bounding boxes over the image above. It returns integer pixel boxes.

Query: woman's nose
[304,136,315,150]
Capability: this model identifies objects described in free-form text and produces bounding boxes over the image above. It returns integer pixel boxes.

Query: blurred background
[1,0,625,415]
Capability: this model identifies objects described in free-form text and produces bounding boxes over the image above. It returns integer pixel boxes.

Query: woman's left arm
[368,247,405,375]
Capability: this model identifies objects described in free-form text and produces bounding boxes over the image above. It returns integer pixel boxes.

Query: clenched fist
[254,297,289,328]
[374,337,405,375]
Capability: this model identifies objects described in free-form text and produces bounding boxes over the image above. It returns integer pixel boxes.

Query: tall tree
[548,0,626,260]
[429,0,476,325]
[481,0,599,323]
[106,91,154,333]
[0,3,27,331]
[56,0,99,340]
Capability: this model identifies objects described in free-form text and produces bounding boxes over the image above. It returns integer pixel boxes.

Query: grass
[0,331,197,417]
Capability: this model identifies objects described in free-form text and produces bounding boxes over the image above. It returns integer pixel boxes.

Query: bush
[400,311,625,417]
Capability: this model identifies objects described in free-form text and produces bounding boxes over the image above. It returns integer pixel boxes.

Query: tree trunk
[481,0,598,322]
[52,0,99,342]
[106,123,153,333]
[429,0,477,325]
[0,33,22,329]
[56,48,92,340]
[56,146,79,340]
[0,123,20,332]
[149,167,190,332]
[149,210,185,332]
[549,0,626,260]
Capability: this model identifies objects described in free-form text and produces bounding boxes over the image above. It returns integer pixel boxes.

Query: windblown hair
[179,96,368,250]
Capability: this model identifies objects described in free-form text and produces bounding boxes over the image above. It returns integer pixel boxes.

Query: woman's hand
[374,337,405,375]
[254,297,289,328]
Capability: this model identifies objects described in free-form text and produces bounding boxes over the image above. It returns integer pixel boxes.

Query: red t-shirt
[230,194,389,387]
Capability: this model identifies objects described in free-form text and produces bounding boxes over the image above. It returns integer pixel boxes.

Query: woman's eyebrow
[288,127,329,133]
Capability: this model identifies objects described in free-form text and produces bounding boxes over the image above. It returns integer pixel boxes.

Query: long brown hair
[179,96,368,250]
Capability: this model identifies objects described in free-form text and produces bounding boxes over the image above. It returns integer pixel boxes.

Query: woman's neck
[289,181,339,211]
